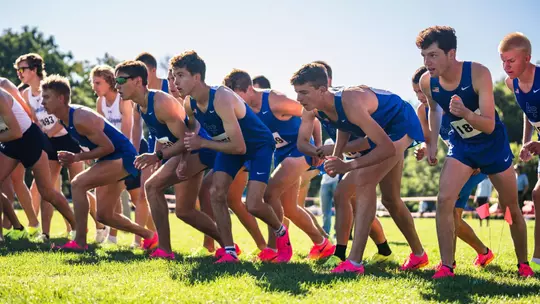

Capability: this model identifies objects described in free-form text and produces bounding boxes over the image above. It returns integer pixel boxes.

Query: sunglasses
[16,66,31,74]
[115,76,136,85]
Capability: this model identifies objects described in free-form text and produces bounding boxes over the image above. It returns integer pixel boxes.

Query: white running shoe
[95,226,110,244]
[68,230,76,240]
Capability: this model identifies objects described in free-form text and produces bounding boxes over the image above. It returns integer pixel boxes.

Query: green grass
[0,211,539,303]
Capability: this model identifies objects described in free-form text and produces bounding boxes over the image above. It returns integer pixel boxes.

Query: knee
[175,207,192,221]
[263,187,281,203]
[96,208,112,224]
[210,184,228,207]
[437,192,457,210]
[71,176,90,194]
[144,177,162,196]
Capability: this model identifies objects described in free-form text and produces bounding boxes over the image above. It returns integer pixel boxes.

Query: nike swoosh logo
[504,155,510,162]
[148,112,153,115]
[209,110,215,113]
[461,86,470,91]
[341,120,346,123]
[262,111,268,114]
[256,172,265,175]
[534,89,540,94]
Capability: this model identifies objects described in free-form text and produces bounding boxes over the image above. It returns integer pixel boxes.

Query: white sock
[414,250,425,257]
[348,259,363,267]
[316,238,327,247]
[108,236,117,243]
[532,257,540,264]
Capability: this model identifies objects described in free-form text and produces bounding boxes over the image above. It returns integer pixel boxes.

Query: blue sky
[2,0,539,103]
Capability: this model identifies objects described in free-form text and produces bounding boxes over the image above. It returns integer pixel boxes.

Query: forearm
[201,139,245,154]
[297,137,319,157]
[522,117,533,144]
[76,147,114,161]
[464,111,495,134]
[342,137,370,153]
[132,124,142,152]
[332,131,350,157]
[349,145,395,170]
[161,141,187,159]
[312,120,322,147]
[428,111,442,147]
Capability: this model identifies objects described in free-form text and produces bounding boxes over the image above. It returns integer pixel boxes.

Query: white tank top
[0,94,32,134]
[100,93,122,130]
[27,87,67,136]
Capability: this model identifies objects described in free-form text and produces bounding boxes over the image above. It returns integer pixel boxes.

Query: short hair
[169,50,206,81]
[412,66,428,84]
[115,60,148,86]
[135,52,158,69]
[14,53,46,78]
[223,69,252,92]
[90,65,116,90]
[416,26,457,54]
[499,32,532,55]
[290,63,328,88]
[252,75,271,89]
[17,83,29,93]
[41,74,71,102]
[312,60,332,79]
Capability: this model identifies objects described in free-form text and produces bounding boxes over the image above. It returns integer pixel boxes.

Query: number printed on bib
[272,132,288,148]
[211,132,230,142]
[40,116,55,127]
[450,109,482,139]
[530,120,540,134]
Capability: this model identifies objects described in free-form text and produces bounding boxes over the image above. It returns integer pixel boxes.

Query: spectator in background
[475,177,493,227]
[319,138,339,235]
[515,164,529,212]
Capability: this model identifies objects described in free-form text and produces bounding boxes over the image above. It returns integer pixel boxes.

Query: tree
[493,78,524,143]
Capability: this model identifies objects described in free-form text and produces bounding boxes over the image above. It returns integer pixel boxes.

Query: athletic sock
[414,250,425,257]
[483,247,490,255]
[316,238,328,247]
[334,244,347,261]
[376,241,392,256]
[349,259,363,267]
[108,236,117,243]
[531,257,540,264]
[225,246,238,258]
[274,225,286,237]
[14,225,24,231]
[443,265,454,273]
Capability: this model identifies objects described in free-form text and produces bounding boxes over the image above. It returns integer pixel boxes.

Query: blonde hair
[499,32,532,55]
[90,65,116,91]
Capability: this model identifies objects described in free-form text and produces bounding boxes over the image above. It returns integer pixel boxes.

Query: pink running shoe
[308,238,336,260]
[400,251,429,271]
[432,265,455,279]
[214,253,239,264]
[473,249,495,268]
[257,248,278,262]
[432,261,456,271]
[54,240,88,251]
[274,228,293,263]
[518,263,535,278]
[150,248,175,260]
[142,233,159,251]
[331,260,365,275]
[215,243,241,259]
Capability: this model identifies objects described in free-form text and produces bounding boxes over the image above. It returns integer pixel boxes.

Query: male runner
[412,66,494,269]
[499,32,540,272]
[416,26,532,278]
[114,60,222,259]
[0,86,76,240]
[41,74,157,250]
[91,64,156,247]
[252,76,271,89]
[291,62,427,275]
[16,53,105,242]
[171,50,292,263]
[223,69,334,261]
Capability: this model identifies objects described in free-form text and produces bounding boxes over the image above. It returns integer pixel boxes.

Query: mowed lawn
[0,211,539,303]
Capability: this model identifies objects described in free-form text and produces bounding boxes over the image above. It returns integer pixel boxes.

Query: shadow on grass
[168,255,365,296]
[421,273,540,303]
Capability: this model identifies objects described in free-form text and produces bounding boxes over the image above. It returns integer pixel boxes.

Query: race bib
[157,137,174,148]
[39,115,56,129]
[80,146,90,152]
[530,120,540,134]
[211,132,230,142]
[450,109,482,139]
[272,132,288,149]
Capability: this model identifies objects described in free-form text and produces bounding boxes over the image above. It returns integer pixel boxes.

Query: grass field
[0,211,539,303]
